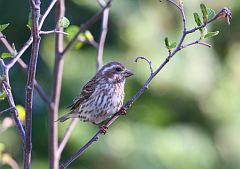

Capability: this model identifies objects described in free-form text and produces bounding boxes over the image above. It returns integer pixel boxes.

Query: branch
[24,0,41,168]
[49,0,66,168]
[0,107,14,116]
[181,39,212,49]
[40,30,69,35]
[59,1,232,168]
[135,56,154,75]
[1,82,25,142]
[0,34,51,107]
[96,0,111,70]
[57,118,78,155]
[61,0,112,57]
[0,60,25,143]
[2,0,57,70]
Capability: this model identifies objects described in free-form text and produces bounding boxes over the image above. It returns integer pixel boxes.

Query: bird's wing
[67,77,97,110]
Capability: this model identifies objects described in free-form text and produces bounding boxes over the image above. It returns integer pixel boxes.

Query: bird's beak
[124,69,134,77]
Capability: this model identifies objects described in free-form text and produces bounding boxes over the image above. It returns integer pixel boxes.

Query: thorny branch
[59,1,232,168]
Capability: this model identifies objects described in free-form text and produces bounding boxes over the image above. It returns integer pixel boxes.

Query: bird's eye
[115,67,122,72]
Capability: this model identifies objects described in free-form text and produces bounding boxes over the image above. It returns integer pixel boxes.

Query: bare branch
[61,0,112,57]
[135,56,154,75]
[96,0,111,70]
[40,30,69,36]
[181,40,212,49]
[49,0,66,168]
[1,82,25,143]
[24,0,41,168]
[57,118,78,155]
[0,107,15,116]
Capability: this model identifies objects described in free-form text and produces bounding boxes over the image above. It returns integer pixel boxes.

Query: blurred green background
[1,0,240,169]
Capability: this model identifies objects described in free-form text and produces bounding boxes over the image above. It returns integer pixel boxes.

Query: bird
[57,61,133,132]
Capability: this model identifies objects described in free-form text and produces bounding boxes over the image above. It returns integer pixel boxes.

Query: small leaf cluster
[194,3,219,39]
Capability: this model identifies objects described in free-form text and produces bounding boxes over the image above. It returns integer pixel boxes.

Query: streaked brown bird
[57,61,133,129]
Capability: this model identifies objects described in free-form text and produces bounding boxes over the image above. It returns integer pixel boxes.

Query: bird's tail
[56,113,72,122]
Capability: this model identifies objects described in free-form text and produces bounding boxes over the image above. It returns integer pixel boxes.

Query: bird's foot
[99,125,108,134]
[117,107,127,116]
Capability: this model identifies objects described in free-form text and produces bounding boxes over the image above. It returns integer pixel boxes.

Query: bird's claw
[117,107,127,116]
[99,125,108,134]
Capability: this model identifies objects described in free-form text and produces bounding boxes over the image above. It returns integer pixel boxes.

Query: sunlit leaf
[169,42,177,49]
[0,143,5,155]
[0,23,10,32]
[204,31,219,39]
[164,37,170,48]
[1,53,13,59]
[16,105,26,122]
[74,42,83,49]
[84,30,94,42]
[27,12,32,30]
[208,8,216,20]
[65,25,79,40]
[0,91,7,100]
[200,3,208,22]
[193,12,202,26]
[59,16,70,28]
[12,43,17,53]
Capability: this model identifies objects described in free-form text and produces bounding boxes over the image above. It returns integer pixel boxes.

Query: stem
[61,0,112,57]
[24,0,41,168]
[49,0,65,168]
[57,118,78,155]
[96,0,111,70]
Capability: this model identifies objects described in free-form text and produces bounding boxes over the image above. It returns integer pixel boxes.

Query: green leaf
[0,143,5,155]
[164,37,170,48]
[16,105,26,122]
[27,12,32,30]
[204,31,219,39]
[1,53,13,59]
[200,3,208,22]
[208,8,216,20]
[65,25,79,40]
[193,13,202,26]
[0,91,7,100]
[74,42,83,49]
[12,43,17,53]
[169,42,177,49]
[84,30,94,42]
[59,16,70,28]
[0,23,10,32]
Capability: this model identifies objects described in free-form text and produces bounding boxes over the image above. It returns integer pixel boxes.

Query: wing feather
[67,76,98,110]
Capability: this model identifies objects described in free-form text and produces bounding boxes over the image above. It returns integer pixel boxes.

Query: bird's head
[98,61,133,83]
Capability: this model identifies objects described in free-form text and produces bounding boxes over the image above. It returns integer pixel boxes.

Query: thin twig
[135,56,154,75]
[2,82,25,143]
[49,0,66,168]
[0,107,15,116]
[96,0,111,70]
[0,33,51,107]
[0,59,25,143]
[4,0,58,69]
[61,0,112,57]
[59,1,232,168]
[40,30,69,35]
[181,40,212,49]
[57,118,78,155]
